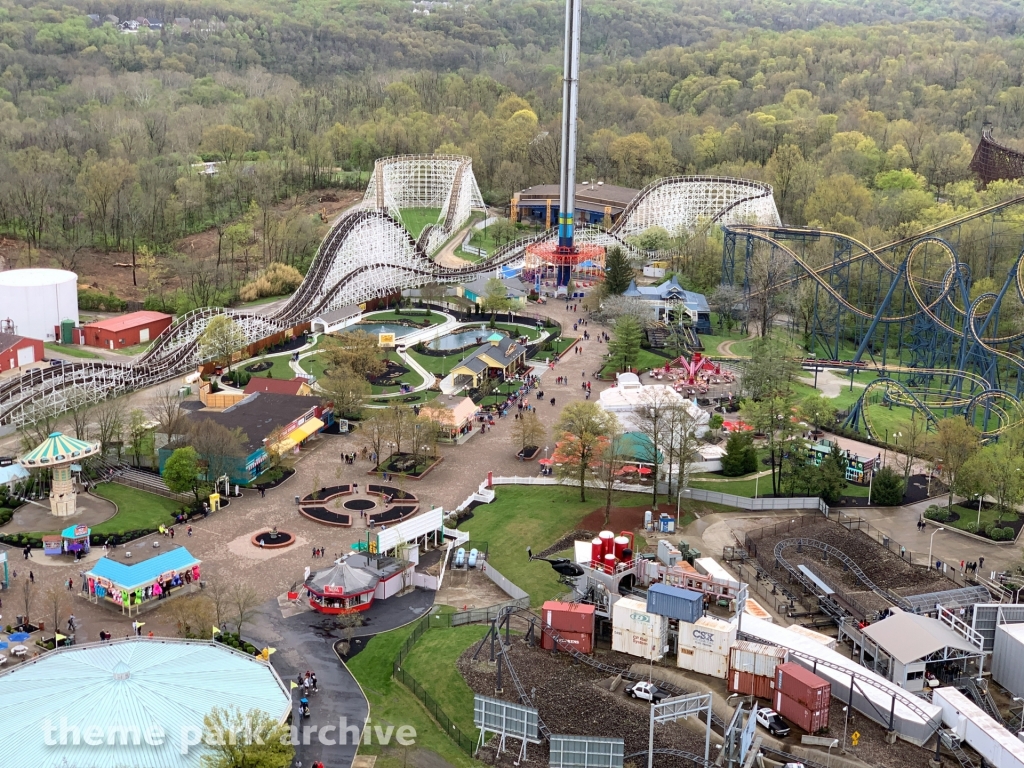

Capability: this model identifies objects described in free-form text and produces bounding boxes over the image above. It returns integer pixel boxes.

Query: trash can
[295,495,300,505]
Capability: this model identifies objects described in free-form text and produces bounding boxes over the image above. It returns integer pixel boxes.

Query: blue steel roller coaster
[722,193,1024,438]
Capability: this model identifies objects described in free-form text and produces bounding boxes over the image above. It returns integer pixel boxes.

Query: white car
[756,709,791,737]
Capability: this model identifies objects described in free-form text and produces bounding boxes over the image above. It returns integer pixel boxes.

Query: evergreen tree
[818,444,848,504]
[603,246,634,296]
[608,315,644,371]
[870,465,905,506]
[721,431,757,476]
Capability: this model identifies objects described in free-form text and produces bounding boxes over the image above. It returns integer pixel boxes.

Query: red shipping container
[542,601,596,635]
[727,669,775,701]
[775,662,831,710]
[541,630,593,654]
[773,690,829,734]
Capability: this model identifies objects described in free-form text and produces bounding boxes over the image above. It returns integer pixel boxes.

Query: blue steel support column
[556,0,582,288]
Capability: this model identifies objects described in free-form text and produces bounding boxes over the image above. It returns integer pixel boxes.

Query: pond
[348,323,415,338]
[426,327,505,351]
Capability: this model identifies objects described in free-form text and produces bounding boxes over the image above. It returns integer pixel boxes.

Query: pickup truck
[625,681,668,702]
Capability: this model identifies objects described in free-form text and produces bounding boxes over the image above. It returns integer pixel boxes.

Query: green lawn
[599,349,670,378]
[44,342,100,359]
[369,350,427,394]
[461,486,663,605]
[453,247,485,263]
[347,619,482,768]
[236,294,287,308]
[548,336,574,355]
[89,482,183,535]
[950,503,1020,533]
[401,623,490,738]
[111,342,153,356]
[407,348,461,376]
[398,208,442,240]
[364,309,445,327]
[244,355,296,381]
[690,474,869,499]
[370,390,439,405]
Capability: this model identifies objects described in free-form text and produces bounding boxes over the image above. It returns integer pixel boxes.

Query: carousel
[19,432,100,518]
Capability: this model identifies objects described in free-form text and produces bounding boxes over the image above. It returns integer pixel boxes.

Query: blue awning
[86,548,201,591]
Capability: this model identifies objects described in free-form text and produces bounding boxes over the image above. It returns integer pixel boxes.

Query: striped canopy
[20,432,100,466]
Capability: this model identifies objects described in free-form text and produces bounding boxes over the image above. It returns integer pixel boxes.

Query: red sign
[73,525,89,537]
[323,585,345,596]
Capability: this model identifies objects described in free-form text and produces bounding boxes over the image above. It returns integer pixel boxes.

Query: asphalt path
[247,587,435,767]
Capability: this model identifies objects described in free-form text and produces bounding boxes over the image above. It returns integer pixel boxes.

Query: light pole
[928,527,944,570]
[894,431,902,450]
[826,738,839,767]
[842,706,849,753]
[754,473,759,499]
[811,353,818,390]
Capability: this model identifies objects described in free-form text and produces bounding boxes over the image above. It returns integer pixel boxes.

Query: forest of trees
[1,0,1024,306]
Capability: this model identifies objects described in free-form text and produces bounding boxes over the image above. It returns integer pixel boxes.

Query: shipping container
[542,601,596,635]
[679,615,737,655]
[744,598,773,623]
[612,627,666,661]
[658,539,682,566]
[676,647,729,678]
[774,689,829,734]
[730,641,789,678]
[647,583,704,624]
[613,597,667,636]
[542,630,593,654]
[786,624,837,650]
[775,662,831,710]
[728,669,775,700]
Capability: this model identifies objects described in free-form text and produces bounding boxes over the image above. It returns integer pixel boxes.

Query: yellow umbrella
[260,647,276,661]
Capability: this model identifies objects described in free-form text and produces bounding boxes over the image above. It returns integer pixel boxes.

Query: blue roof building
[0,637,290,767]
[622,277,712,332]
[85,547,202,615]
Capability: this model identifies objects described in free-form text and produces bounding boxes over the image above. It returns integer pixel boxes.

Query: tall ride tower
[526,0,604,289]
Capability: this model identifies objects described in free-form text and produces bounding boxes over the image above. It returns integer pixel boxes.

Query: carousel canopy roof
[308,559,378,595]
[20,431,99,466]
[87,547,200,592]
[0,637,290,768]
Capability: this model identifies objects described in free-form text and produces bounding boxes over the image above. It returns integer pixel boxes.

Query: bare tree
[664,403,705,497]
[206,579,230,632]
[187,420,248,485]
[746,245,790,337]
[592,419,626,526]
[167,594,215,639]
[633,388,677,505]
[93,396,128,461]
[231,584,260,637]
[148,389,189,444]
[510,409,546,458]
[43,584,69,637]
[21,578,34,624]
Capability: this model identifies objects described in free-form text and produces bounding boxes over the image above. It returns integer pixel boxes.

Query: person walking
[187,525,193,537]
[67,615,76,632]
[28,571,33,583]
[979,556,985,571]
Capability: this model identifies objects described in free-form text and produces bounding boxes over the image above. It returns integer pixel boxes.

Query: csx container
[730,641,788,678]
[678,646,729,678]
[775,662,831,710]
[542,630,593,654]
[679,615,737,655]
[612,597,667,660]
[774,689,829,733]
[646,583,703,624]
[542,601,595,635]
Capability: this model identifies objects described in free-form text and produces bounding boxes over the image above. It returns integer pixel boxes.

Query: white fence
[681,487,828,512]
[413,572,439,590]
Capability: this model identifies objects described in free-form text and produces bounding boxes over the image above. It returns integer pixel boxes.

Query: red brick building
[0,333,44,372]
[82,311,173,350]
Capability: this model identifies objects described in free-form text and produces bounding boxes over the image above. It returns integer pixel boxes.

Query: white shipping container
[613,627,665,661]
[730,641,789,678]
[786,624,838,650]
[680,615,737,655]
[677,645,729,678]
[612,597,667,639]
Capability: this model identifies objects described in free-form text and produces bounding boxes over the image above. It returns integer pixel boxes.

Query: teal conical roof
[20,432,100,466]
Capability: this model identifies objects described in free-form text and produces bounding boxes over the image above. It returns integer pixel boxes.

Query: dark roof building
[186,392,324,453]
[450,333,528,388]
[514,181,639,225]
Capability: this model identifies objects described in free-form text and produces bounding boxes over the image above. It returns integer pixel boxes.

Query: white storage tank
[612,597,668,661]
[0,268,79,342]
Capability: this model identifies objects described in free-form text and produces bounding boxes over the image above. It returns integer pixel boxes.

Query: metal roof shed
[861,608,984,692]
[0,637,290,768]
